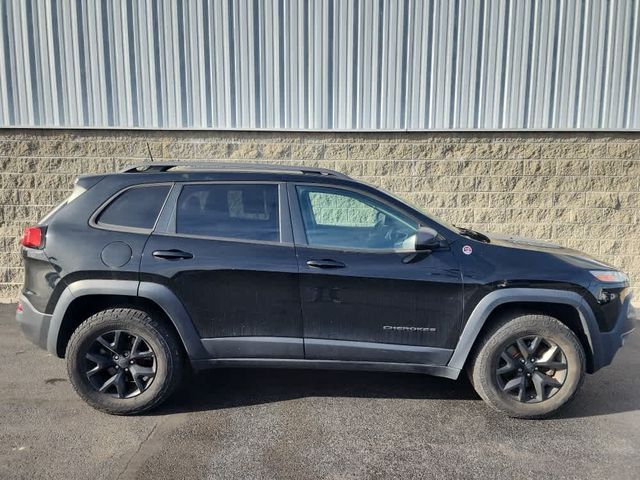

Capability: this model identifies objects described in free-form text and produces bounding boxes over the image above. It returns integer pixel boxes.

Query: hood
[483,232,616,270]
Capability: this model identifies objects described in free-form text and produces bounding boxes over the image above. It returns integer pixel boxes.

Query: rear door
[141,181,303,359]
[289,183,463,365]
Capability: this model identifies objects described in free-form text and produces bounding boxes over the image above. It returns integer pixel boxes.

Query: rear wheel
[66,308,183,415]
[468,313,586,418]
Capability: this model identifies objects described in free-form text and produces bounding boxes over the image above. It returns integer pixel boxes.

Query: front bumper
[16,294,52,351]
[590,293,636,371]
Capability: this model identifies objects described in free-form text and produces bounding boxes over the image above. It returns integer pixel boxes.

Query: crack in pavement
[117,421,159,480]
[116,413,189,480]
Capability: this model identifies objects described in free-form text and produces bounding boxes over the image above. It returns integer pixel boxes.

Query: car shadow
[152,367,480,415]
[150,327,640,419]
[152,356,640,419]
[550,369,640,420]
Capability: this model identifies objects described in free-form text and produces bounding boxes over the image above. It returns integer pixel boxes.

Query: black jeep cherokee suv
[16,162,635,418]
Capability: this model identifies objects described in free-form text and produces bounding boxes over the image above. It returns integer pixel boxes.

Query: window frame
[89,182,174,234]
[288,182,427,253]
[153,181,292,245]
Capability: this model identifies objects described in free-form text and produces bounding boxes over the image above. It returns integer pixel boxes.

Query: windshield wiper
[454,226,491,243]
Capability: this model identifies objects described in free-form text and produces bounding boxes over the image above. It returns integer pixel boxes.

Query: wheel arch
[448,288,600,375]
[48,280,207,360]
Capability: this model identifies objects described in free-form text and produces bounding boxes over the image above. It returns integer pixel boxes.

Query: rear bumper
[590,294,636,372]
[16,294,52,351]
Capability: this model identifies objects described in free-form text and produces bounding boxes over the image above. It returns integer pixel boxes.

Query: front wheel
[66,308,184,415]
[468,313,586,419]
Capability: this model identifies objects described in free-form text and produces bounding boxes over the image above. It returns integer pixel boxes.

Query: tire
[468,313,586,419]
[66,308,184,415]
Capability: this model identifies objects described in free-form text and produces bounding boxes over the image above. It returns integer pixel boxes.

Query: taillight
[21,226,45,249]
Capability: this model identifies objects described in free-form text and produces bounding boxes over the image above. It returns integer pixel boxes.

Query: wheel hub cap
[495,336,568,404]
[84,330,157,399]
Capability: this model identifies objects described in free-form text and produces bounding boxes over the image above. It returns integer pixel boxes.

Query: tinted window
[97,185,170,229]
[176,184,280,242]
[296,186,418,250]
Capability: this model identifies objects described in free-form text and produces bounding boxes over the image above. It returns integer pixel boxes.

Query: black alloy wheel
[495,335,568,403]
[85,330,157,399]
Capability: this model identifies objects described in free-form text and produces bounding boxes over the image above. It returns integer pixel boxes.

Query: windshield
[368,183,458,232]
[368,184,492,243]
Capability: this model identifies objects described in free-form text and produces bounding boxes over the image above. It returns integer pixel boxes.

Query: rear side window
[176,183,280,242]
[96,185,171,230]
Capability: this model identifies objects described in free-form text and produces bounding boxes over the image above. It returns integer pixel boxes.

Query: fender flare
[48,279,207,359]
[447,288,599,372]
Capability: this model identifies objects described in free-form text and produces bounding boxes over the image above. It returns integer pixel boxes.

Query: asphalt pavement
[1,303,639,479]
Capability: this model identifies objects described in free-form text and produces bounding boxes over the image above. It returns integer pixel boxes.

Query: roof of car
[119,162,351,180]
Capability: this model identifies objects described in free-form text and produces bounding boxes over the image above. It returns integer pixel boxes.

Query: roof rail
[119,162,350,179]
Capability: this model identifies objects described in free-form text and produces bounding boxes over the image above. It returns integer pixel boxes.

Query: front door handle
[306,259,346,269]
[152,249,193,260]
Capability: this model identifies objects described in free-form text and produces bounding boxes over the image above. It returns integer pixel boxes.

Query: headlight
[589,270,628,283]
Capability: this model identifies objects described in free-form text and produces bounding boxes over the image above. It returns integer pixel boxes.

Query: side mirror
[414,226,440,251]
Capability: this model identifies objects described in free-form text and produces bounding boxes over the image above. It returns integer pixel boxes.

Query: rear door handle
[152,249,193,260]
[306,259,346,269]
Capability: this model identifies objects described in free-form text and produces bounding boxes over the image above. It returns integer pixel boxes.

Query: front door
[141,182,303,359]
[289,183,463,365]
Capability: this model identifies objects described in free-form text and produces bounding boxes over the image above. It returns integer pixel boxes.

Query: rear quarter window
[96,184,171,230]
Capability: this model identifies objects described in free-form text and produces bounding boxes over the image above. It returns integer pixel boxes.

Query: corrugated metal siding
[0,0,638,130]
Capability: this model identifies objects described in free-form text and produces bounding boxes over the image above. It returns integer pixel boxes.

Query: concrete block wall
[0,129,638,303]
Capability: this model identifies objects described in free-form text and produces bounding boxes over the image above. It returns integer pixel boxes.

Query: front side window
[96,184,171,230]
[176,183,280,242]
[296,185,418,250]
